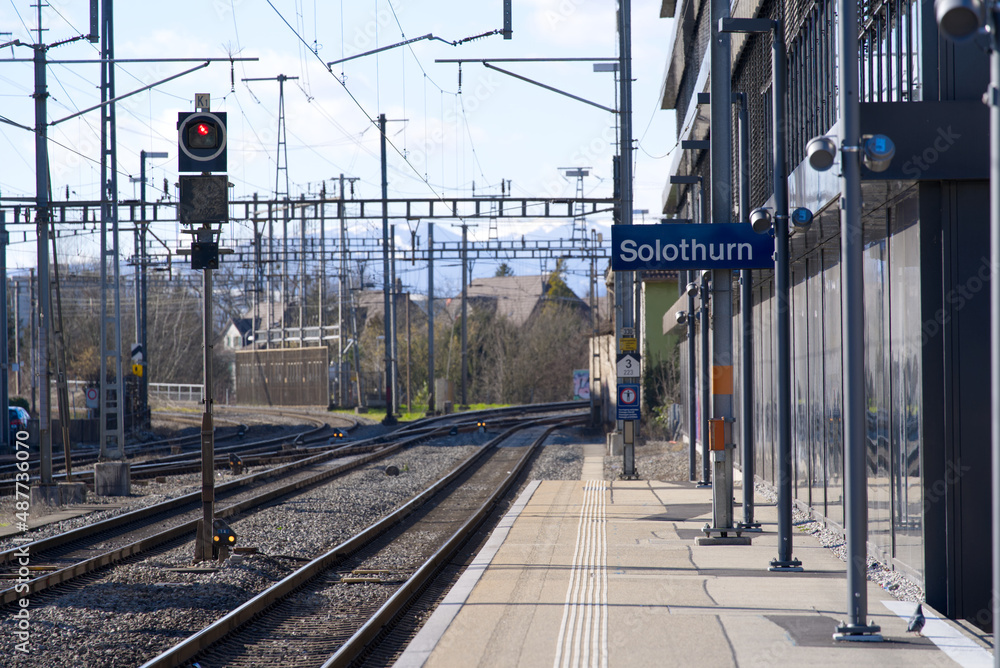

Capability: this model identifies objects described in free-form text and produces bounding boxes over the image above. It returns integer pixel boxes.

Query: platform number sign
[616,383,640,421]
[617,353,640,378]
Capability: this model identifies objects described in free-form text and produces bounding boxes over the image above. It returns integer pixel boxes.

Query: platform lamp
[670,174,705,482]
[935,0,1000,662]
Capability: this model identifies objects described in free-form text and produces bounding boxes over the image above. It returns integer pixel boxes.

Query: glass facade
[741,184,923,578]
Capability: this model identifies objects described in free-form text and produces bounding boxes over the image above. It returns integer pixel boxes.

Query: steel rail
[140,412,583,668]
[0,429,439,605]
[325,418,584,668]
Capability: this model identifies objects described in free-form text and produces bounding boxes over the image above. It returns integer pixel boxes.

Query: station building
[656,0,994,629]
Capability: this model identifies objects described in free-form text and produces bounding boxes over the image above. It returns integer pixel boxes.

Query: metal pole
[338,175,345,406]
[252,193,260,351]
[299,194,306,347]
[460,223,468,408]
[379,114,396,425]
[0,211,8,453]
[390,225,399,416]
[33,30,53,486]
[134,154,143,422]
[29,270,35,416]
[98,0,125,462]
[699,272,710,487]
[617,0,637,478]
[282,195,288,347]
[14,276,20,398]
[768,21,801,572]
[406,289,411,413]
[196,231,215,562]
[139,160,149,428]
[427,223,436,415]
[709,0,735,526]
[687,271,697,481]
[736,92,758,527]
[833,0,877,633]
[137,151,154,428]
[990,9,1000,663]
[267,201,273,350]
[319,185,325,359]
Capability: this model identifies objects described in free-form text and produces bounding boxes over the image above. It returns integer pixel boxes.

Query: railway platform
[396,447,993,667]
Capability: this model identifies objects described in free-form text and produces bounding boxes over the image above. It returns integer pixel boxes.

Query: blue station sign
[611,223,775,271]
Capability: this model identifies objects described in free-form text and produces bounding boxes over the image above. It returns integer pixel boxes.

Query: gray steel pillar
[989,10,1000,663]
[736,92,757,527]
[699,272,710,486]
[0,211,8,452]
[32,34,53,484]
[337,177,345,405]
[460,223,468,408]
[427,223,435,415]
[709,0,734,522]
[616,0,637,478]
[687,272,697,481]
[389,224,399,416]
[767,21,802,572]
[833,0,878,635]
[378,114,396,425]
[195,235,215,562]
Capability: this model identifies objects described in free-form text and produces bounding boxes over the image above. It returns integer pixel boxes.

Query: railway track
[0,407,353,495]
[140,412,586,668]
[0,404,583,610]
[0,432,427,606]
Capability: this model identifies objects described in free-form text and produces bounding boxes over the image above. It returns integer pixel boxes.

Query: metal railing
[148,383,204,402]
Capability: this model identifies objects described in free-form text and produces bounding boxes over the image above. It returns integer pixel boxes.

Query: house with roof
[221,317,258,351]
[448,274,590,327]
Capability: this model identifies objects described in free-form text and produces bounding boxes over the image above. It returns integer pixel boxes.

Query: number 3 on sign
[617,353,641,377]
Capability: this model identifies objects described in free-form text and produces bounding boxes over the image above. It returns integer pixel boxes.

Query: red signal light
[187,120,218,149]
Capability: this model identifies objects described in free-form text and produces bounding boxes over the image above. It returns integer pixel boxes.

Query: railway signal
[212,518,237,559]
[177,111,227,173]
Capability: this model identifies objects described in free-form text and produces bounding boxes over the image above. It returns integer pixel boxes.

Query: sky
[0,0,677,298]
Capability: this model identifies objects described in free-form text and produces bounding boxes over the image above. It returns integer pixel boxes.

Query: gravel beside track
[0,422,590,668]
[0,439,478,667]
[0,424,926,667]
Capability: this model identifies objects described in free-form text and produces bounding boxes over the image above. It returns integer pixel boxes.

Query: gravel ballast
[0,426,928,666]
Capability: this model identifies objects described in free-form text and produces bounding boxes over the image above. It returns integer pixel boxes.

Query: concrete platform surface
[397,479,993,668]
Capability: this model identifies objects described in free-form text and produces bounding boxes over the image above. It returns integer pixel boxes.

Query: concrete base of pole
[29,484,61,513]
[94,461,131,496]
[58,481,88,505]
[607,432,623,456]
[194,519,209,562]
